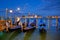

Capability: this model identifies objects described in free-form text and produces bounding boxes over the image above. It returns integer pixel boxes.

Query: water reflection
[39,31,47,40]
[24,29,35,40]
[54,30,60,40]
[0,30,21,40]
[8,30,21,40]
[0,29,60,40]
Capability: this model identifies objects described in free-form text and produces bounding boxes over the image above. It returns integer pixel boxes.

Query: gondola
[39,28,46,33]
[30,22,36,27]
[5,20,22,32]
[39,23,47,33]
[22,22,36,32]
[8,25,21,32]
[23,26,36,32]
[39,19,47,33]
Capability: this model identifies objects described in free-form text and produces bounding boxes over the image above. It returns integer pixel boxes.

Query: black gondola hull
[23,26,36,32]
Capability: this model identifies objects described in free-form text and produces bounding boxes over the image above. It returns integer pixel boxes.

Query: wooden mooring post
[56,16,58,31]
[48,16,51,29]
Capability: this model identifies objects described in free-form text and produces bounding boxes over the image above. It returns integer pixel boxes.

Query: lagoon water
[0,28,60,40]
[0,18,60,40]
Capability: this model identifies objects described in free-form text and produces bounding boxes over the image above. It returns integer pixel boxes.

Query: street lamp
[5,8,20,20]
[9,10,13,13]
[17,8,20,11]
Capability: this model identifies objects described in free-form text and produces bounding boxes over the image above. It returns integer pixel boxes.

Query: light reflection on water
[0,18,60,40]
[0,28,60,40]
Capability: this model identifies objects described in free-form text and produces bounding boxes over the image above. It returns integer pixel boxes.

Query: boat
[39,20,47,33]
[23,19,36,32]
[30,22,36,27]
[40,23,46,26]
[39,28,47,33]
[8,25,21,32]
[39,24,47,33]
[23,26,35,32]
[5,20,22,32]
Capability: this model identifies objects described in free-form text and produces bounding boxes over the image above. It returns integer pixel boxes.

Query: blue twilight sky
[0,0,60,16]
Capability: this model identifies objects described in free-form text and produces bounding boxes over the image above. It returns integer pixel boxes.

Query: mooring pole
[6,8,9,32]
[48,16,51,29]
[25,17,27,28]
[56,16,58,31]
[6,8,8,19]
[36,18,38,28]
[35,15,38,28]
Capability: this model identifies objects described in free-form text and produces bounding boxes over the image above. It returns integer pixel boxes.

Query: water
[0,18,60,40]
[0,28,60,40]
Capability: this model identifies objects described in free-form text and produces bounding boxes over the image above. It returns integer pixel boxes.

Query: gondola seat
[30,22,36,27]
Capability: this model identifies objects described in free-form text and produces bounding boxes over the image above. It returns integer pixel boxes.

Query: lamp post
[6,8,13,19]
[5,8,8,32]
[6,8,8,20]
[6,8,13,32]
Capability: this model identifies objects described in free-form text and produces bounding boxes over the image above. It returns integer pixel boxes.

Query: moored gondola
[22,19,36,32]
[8,26,21,32]
[5,19,22,32]
[23,26,36,32]
[22,22,35,32]
[39,24,47,33]
[39,28,47,33]
[39,19,47,33]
